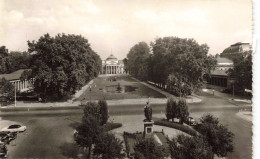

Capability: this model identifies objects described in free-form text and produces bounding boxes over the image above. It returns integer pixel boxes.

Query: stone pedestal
[143,120,154,134]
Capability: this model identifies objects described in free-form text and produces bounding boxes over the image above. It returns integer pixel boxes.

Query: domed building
[101,54,125,74]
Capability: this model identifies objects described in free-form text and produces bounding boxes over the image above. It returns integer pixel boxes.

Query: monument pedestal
[143,120,154,134]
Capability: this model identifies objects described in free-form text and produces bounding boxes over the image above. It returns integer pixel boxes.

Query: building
[205,56,233,88]
[0,69,33,92]
[220,42,252,60]
[101,54,125,75]
[205,42,251,89]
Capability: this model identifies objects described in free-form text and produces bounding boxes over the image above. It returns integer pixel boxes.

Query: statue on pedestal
[144,102,152,121]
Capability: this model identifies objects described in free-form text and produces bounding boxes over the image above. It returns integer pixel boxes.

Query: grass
[78,75,165,101]
[154,119,198,136]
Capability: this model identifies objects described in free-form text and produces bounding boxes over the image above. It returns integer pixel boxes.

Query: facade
[206,42,251,89]
[0,70,33,92]
[101,54,124,75]
[206,56,233,88]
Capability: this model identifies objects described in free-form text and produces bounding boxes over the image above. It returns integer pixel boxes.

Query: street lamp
[89,85,92,102]
[14,83,16,107]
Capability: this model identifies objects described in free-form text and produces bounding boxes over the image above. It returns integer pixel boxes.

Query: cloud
[6,10,24,25]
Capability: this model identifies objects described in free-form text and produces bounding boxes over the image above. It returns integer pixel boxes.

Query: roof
[0,69,25,81]
[222,42,250,54]
[210,69,228,76]
[216,56,233,65]
[106,54,118,61]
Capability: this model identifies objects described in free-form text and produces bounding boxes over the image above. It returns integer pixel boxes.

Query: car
[188,117,196,126]
[1,124,26,133]
[0,143,8,158]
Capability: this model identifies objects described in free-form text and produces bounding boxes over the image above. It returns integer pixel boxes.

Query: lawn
[78,75,165,101]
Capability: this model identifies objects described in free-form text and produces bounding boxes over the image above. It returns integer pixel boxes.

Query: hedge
[154,120,198,136]
[102,122,122,132]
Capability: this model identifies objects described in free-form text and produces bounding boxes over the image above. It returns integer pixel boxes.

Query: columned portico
[101,54,125,75]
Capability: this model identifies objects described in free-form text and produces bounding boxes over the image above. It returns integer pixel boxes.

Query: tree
[122,58,128,74]
[75,115,102,158]
[195,114,234,157]
[0,78,15,100]
[98,99,109,125]
[0,49,32,74]
[176,99,189,124]
[168,134,214,159]
[134,138,167,159]
[82,102,102,124]
[165,96,177,121]
[28,33,101,101]
[94,133,124,159]
[149,37,217,95]
[127,42,150,80]
[227,51,252,95]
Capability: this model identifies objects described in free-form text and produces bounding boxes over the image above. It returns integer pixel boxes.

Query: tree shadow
[59,142,81,159]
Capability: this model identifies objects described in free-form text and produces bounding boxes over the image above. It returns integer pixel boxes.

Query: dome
[106,54,118,61]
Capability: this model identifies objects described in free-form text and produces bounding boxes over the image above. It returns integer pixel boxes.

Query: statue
[144,102,152,121]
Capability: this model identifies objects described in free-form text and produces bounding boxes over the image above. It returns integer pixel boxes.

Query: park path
[131,77,202,103]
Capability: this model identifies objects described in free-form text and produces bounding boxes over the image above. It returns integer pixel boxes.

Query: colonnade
[10,79,33,91]
[104,65,123,74]
[207,76,228,87]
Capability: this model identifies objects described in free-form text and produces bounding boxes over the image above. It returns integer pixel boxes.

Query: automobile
[188,117,196,126]
[1,124,26,133]
[0,143,8,158]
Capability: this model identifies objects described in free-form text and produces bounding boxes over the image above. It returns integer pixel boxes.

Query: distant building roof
[106,54,118,61]
[210,69,228,76]
[216,56,233,65]
[0,69,25,81]
[222,42,251,54]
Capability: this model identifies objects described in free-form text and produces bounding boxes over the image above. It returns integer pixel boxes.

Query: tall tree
[0,78,15,100]
[28,33,101,101]
[168,134,214,159]
[227,51,252,95]
[176,99,189,124]
[127,42,150,80]
[75,115,102,158]
[195,114,234,157]
[150,37,216,95]
[98,99,109,125]
[165,96,177,121]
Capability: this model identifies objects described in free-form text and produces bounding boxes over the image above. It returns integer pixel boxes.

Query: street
[0,91,252,159]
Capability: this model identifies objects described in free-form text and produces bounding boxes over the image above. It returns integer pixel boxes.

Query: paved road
[0,92,252,159]
[188,92,252,159]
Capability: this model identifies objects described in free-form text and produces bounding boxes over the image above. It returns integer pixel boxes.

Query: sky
[0,0,252,60]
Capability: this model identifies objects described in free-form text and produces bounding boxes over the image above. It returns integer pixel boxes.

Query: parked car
[1,124,26,133]
[0,143,8,158]
[188,117,196,126]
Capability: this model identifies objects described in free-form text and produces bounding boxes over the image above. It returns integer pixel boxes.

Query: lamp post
[89,86,92,102]
[14,82,16,107]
